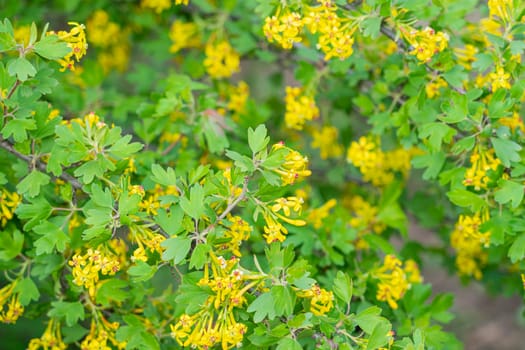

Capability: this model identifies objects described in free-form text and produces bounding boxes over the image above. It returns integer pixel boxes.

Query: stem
[199,176,250,237]
[0,137,83,190]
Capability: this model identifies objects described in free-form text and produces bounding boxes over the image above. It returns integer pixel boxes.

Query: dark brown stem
[0,137,83,190]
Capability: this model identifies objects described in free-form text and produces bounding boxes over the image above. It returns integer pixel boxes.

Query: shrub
[0,1,523,349]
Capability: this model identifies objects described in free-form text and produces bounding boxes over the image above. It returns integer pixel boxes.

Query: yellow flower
[87,10,120,48]
[28,319,67,350]
[0,189,21,227]
[402,26,448,63]
[49,22,88,72]
[263,10,304,50]
[284,86,319,130]
[488,0,514,23]
[463,148,500,190]
[489,66,511,91]
[425,77,448,98]
[169,21,200,53]
[297,284,334,316]
[204,41,240,79]
[0,280,24,324]
[271,143,312,185]
[450,211,490,279]
[311,126,343,159]
[499,112,525,133]
[141,0,171,13]
[307,199,337,229]
[374,255,421,309]
[13,25,31,46]
[227,81,250,116]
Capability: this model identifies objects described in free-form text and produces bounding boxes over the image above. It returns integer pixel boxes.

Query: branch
[0,137,83,190]
[344,3,465,94]
[200,176,250,237]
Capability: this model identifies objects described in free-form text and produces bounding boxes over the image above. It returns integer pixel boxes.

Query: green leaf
[276,337,302,350]
[271,285,295,317]
[248,124,270,154]
[508,233,525,263]
[333,271,353,304]
[491,137,522,167]
[247,292,276,322]
[7,57,36,81]
[34,34,71,60]
[494,180,525,208]
[225,150,255,172]
[0,32,16,52]
[16,196,52,230]
[0,229,24,261]
[161,236,192,264]
[13,278,39,305]
[361,16,382,39]
[96,279,128,306]
[179,184,205,219]
[127,261,157,282]
[419,123,456,151]
[32,221,70,254]
[48,301,85,327]
[446,189,486,212]
[355,306,383,334]
[156,207,184,236]
[366,320,391,350]
[439,93,467,123]
[16,171,50,198]
[189,243,210,269]
[151,164,178,186]
[1,118,37,142]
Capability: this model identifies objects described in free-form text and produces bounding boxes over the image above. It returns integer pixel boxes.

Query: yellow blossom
[374,255,421,309]
[169,21,200,53]
[284,86,319,130]
[204,41,240,79]
[402,26,448,63]
[307,199,337,229]
[499,112,525,133]
[28,319,67,350]
[451,211,490,279]
[311,126,343,159]
[271,142,312,185]
[296,284,334,316]
[463,148,500,190]
[0,189,21,226]
[141,0,171,13]
[263,10,304,50]
[49,22,88,72]
[425,77,448,98]
[489,66,511,91]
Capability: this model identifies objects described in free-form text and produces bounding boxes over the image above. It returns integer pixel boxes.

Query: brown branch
[200,176,250,237]
[343,3,466,95]
[0,137,83,190]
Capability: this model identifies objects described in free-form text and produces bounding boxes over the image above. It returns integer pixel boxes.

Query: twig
[0,137,83,190]
[200,176,250,237]
[343,3,466,94]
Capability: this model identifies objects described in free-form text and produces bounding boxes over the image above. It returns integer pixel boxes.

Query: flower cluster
[87,10,130,72]
[49,22,88,71]
[488,0,514,23]
[499,112,525,133]
[374,255,422,309]
[81,314,126,350]
[0,280,24,324]
[263,196,306,243]
[307,199,337,229]
[401,27,448,63]
[347,136,412,187]
[129,225,166,263]
[227,81,249,117]
[28,319,66,350]
[296,284,334,316]
[138,184,179,216]
[450,211,490,280]
[170,254,262,349]
[218,215,252,257]
[489,66,511,91]
[204,41,240,79]
[346,195,385,249]
[264,1,356,60]
[425,77,448,99]
[0,188,21,226]
[463,148,501,191]
[284,86,320,130]
[311,126,344,159]
[169,20,200,54]
[271,142,312,185]
[69,247,120,297]
[263,9,303,49]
